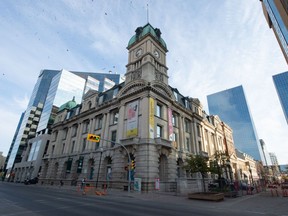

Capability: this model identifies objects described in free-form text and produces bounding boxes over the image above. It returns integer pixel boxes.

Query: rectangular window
[61,143,65,154]
[156,104,162,118]
[111,131,117,147]
[186,137,190,151]
[63,128,68,140]
[95,115,103,130]
[51,145,55,155]
[71,141,75,153]
[82,120,89,133]
[53,131,58,141]
[172,114,176,126]
[82,138,86,152]
[111,111,119,124]
[197,125,201,137]
[72,125,78,137]
[205,130,209,141]
[156,125,162,138]
[184,99,189,109]
[185,120,190,132]
[198,141,202,151]
[98,115,103,129]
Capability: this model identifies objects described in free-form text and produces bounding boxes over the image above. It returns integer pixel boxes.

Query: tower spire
[147,3,149,23]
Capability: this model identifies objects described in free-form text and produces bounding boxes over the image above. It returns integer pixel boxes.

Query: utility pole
[88,134,132,192]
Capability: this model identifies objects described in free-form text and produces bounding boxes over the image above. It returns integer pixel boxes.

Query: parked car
[208,178,235,191]
[24,177,39,185]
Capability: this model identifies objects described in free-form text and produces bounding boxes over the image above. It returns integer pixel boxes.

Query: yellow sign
[87,134,100,142]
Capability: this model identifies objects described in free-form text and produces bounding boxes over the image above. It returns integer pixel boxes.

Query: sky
[0,0,287,164]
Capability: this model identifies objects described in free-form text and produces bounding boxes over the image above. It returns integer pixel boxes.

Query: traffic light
[87,133,100,142]
[131,160,135,170]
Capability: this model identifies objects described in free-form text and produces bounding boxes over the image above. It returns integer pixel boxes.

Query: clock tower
[125,23,169,85]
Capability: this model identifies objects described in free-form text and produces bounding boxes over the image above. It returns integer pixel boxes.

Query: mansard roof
[128,23,167,51]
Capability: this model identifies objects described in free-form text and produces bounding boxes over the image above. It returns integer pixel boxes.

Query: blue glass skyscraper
[207,85,269,164]
[260,0,288,64]
[273,71,288,124]
[5,69,121,177]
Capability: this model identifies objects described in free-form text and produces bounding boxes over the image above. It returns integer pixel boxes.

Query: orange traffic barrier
[95,190,106,196]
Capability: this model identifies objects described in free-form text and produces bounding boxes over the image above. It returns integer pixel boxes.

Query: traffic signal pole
[95,137,132,193]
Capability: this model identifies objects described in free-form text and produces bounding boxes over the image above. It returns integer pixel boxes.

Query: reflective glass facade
[261,0,288,62]
[6,70,121,171]
[71,72,120,92]
[37,70,86,133]
[273,71,288,124]
[6,70,59,170]
[207,85,268,163]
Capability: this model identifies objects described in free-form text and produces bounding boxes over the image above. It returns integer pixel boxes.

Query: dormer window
[135,27,143,37]
[155,28,161,38]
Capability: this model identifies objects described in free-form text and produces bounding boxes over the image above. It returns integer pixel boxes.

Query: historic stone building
[39,23,237,192]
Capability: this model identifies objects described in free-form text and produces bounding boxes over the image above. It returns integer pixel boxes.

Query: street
[0,182,287,216]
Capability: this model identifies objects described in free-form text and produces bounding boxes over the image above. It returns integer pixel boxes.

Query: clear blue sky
[0,0,287,164]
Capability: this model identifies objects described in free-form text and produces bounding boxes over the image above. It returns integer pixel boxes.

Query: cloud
[0,0,287,165]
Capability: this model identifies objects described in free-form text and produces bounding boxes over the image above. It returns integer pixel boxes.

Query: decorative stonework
[155,70,163,82]
[131,70,142,81]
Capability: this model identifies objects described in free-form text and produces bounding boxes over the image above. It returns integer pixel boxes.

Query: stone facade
[38,23,238,193]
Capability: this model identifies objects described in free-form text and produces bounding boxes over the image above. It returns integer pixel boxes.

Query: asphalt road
[0,182,287,216]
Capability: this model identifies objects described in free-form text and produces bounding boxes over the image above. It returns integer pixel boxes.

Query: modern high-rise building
[272,71,288,124]
[260,0,288,64]
[269,152,279,166]
[5,69,121,178]
[207,85,270,164]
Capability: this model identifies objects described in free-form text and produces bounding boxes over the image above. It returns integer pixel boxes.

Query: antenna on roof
[147,3,149,23]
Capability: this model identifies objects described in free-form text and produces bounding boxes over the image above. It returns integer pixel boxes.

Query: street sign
[87,133,100,142]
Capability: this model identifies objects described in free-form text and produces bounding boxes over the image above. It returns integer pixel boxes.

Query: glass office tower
[273,71,288,124]
[5,69,121,177]
[260,0,288,63]
[207,85,270,164]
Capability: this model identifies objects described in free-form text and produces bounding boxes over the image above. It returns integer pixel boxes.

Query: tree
[184,154,214,192]
[210,150,231,188]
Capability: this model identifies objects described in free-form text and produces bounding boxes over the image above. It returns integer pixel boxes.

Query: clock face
[135,48,142,58]
[154,50,160,58]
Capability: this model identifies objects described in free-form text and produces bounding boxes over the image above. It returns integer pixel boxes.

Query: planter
[188,192,224,201]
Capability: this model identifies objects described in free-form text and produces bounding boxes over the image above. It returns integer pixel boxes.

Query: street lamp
[95,148,103,188]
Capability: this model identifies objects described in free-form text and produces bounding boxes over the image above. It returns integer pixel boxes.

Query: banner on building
[126,100,139,137]
[168,108,173,141]
[149,98,154,138]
